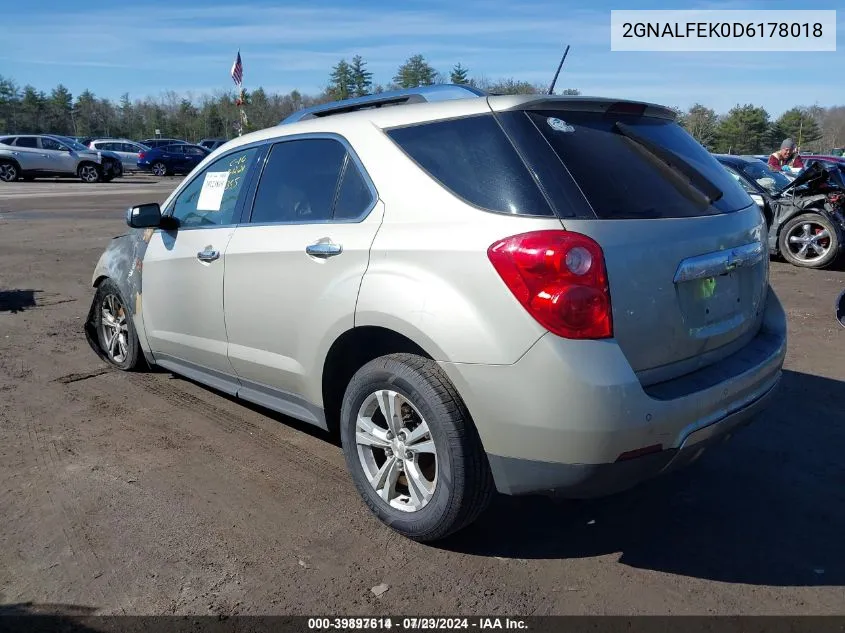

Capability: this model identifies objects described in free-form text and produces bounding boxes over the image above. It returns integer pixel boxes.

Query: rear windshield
[515,109,753,219]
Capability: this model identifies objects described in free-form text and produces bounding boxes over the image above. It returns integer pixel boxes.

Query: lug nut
[385,431,394,440]
[405,450,414,460]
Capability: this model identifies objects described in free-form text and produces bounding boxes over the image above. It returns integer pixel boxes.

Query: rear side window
[517,110,752,219]
[249,138,347,224]
[15,137,38,148]
[387,114,554,217]
[334,159,374,220]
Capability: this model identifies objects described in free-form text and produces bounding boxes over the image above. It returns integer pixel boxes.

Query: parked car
[137,143,209,176]
[802,154,845,169]
[198,138,227,151]
[139,138,188,149]
[0,134,122,182]
[716,154,845,268]
[88,138,150,173]
[85,87,786,541]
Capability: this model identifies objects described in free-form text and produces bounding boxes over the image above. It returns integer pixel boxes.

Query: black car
[198,138,227,151]
[716,154,845,269]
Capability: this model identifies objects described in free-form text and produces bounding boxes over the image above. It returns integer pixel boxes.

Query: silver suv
[84,88,787,541]
[0,134,122,182]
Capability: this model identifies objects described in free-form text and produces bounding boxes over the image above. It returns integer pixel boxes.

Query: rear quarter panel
[350,123,555,364]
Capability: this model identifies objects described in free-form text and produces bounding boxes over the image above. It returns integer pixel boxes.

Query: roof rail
[279,84,487,125]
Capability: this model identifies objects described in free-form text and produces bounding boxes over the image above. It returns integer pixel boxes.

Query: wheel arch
[321,325,437,436]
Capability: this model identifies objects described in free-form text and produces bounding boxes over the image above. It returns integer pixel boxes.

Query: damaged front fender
[84,227,157,364]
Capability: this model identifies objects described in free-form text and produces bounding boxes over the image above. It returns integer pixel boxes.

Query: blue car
[138,143,209,176]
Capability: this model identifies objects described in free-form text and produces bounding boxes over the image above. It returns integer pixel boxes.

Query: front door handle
[197,247,220,263]
[305,240,343,259]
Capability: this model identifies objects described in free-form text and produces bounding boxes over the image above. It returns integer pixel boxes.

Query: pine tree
[450,63,469,85]
[350,55,373,97]
[394,54,437,88]
[328,60,354,100]
[774,107,822,148]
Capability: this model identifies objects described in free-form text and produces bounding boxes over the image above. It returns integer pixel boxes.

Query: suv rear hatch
[489,98,768,385]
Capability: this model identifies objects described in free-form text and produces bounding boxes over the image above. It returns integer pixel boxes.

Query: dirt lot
[1,178,844,616]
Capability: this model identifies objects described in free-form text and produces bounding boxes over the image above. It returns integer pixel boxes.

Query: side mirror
[837,289,845,328]
[126,203,162,229]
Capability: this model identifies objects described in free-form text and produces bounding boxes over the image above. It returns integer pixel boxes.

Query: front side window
[249,138,347,224]
[40,137,66,151]
[170,146,258,228]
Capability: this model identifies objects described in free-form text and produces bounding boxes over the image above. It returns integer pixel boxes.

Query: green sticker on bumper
[698,277,717,300]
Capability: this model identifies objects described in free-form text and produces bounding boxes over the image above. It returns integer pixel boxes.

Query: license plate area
[676,271,743,336]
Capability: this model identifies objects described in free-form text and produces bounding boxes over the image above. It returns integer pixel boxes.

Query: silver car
[84,88,787,541]
[88,138,150,173]
[0,134,122,182]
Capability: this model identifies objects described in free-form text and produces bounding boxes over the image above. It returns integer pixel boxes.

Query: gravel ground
[1,178,843,616]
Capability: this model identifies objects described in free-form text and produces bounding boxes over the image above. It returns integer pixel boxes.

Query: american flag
[230,50,243,86]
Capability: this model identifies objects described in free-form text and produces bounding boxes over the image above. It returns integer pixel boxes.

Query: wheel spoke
[356,415,391,449]
[801,224,812,239]
[117,335,127,359]
[405,461,434,507]
[797,244,810,258]
[409,439,436,454]
[403,419,430,445]
[371,456,401,502]
[788,235,806,244]
[376,390,403,436]
[108,330,120,357]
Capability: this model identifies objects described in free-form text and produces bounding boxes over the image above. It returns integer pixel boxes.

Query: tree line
[0,52,843,155]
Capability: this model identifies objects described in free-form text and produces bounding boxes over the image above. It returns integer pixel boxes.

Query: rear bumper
[439,287,787,497]
[486,374,779,497]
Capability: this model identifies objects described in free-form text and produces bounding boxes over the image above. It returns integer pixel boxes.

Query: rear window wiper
[613,121,724,205]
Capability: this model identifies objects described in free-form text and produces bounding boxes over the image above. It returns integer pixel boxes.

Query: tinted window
[15,137,38,148]
[387,114,553,217]
[519,110,752,219]
[40,137,66,151]
[250,139,346,224]
[187,147,207,156]
[0,137,15,145]
[334,159,374,220]
[170,147,258,227]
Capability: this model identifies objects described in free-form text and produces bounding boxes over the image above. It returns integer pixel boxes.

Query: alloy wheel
[785,221,831,263]
[0,163,18,182]
[356,390,438,512]
[80,165,99,183]
[99,294,129,364]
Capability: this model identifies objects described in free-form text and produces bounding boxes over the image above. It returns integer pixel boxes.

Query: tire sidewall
[152,162,167,177]
[779,213,841,268]
[340,363,460,538]
[92,280,139,371]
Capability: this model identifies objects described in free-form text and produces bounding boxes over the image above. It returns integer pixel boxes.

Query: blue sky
[1,0,842,116]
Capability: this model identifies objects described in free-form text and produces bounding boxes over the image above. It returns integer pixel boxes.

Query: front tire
[78,163,101,183]
[91,279,142,371]
[778,213,841,269]
[340,353,494,542]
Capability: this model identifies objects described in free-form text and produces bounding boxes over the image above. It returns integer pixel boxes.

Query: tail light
[138,152,145,160]
[487,230,612,339]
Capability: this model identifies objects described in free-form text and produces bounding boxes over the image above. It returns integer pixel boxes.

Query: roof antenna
[547,44,571,95]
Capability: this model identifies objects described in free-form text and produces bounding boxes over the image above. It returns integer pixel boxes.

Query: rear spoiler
[488,96,678,121]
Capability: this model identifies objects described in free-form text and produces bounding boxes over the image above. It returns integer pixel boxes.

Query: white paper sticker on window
[196,171,229,211]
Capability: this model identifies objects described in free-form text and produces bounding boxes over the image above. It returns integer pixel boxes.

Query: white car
[88,139,150,173]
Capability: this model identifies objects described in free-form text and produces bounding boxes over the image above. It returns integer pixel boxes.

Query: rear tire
[0,161,19,182]
[340,353,494,542]
[91,279,142,371]
[778,213,841,269]
[151,162,168,177]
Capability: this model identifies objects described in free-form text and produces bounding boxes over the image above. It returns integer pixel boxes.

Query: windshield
[740,160,792,194]
[56,136,90,151]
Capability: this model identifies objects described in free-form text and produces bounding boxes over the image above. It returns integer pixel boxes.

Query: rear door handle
[197,247,220,263]
[305,240,343,258]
